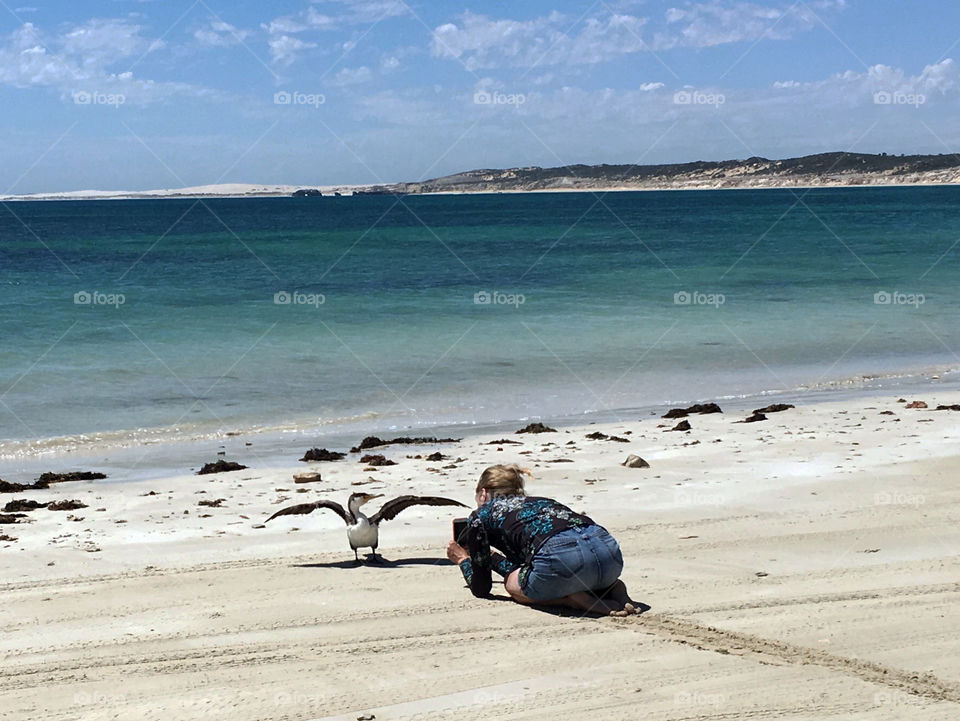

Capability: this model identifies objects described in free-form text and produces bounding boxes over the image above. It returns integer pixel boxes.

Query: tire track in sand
[674,581,960,615]
[621,613,960,704]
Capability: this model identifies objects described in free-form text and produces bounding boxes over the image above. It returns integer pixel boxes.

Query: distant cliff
[363,152,960,195]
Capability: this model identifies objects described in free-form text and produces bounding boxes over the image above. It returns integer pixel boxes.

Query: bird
[265,491,468,562]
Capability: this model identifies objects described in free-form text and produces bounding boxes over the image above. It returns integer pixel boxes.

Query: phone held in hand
[452,517,469,546]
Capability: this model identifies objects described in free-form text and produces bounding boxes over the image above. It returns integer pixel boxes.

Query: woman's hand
[446,540,469,564]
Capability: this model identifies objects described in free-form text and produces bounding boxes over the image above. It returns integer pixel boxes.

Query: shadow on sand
[476,589,652,619]
[294,562,652,618]
[294,555,456,569]
[523,600,653,619]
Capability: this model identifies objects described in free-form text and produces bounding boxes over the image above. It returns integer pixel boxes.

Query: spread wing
[369,495,468,525]
[265,500,350,524]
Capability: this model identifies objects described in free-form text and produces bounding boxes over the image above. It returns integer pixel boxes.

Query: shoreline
[2,358,957,483]
[4,178,960,203]
[2,386,959,719]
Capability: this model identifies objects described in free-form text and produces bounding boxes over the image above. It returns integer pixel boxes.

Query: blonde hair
[476,464,531,498]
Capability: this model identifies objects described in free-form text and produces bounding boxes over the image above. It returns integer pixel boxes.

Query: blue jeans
[521,525,624,602]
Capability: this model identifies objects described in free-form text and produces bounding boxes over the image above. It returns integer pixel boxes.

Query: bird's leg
[354,548,360,564]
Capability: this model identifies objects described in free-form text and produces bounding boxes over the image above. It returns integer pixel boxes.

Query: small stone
[516,422,557,434]
[359,454,396,466]
[663,403,722,418]
[299,448,346,462]
[3,499,44,513]
[753,403,794,414]
[196,460,247,475]
[47,499,88,511]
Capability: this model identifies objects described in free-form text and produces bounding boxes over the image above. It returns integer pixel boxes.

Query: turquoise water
[1,186,958,459]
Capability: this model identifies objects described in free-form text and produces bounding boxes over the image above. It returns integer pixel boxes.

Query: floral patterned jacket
[458,495,594,597]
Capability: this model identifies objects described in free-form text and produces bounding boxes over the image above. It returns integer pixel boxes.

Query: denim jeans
[521,524,624,601]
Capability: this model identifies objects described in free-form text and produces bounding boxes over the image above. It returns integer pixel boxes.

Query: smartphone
[452,517,470,546]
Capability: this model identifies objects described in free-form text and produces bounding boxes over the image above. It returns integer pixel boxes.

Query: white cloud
[264,16,312,35]
[268,34,318,65]
[0,20,155,87]
[263,0,411,64]
[432,11,649,69]
[333,65,373,85]
[333,0,410,25]
[63,18,160,69]
[432,2,848,69]
[885,58,956,96]
[0,25,69,87]
[194,20,251,47]
[286,7,338,32]
[656,0,846,50]
[0,19,212,104]
[773,59,958,99]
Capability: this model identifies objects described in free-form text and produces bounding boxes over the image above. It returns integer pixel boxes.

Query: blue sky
[2,0,959,192]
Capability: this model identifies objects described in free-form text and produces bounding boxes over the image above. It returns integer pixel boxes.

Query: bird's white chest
[347,517,379,548]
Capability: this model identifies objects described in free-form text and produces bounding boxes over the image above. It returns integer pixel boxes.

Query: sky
[2,0,960,193]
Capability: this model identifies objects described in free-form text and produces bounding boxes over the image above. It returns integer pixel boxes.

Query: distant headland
[5,152,960,201]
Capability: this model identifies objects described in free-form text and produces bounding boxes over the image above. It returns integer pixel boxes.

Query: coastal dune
[2,392,959,720]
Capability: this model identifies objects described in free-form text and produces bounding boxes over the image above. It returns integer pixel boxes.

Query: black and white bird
[265,491,467,562]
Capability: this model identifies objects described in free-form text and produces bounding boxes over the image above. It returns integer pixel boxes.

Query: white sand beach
[0,183,368,202]
[2,391,959,720]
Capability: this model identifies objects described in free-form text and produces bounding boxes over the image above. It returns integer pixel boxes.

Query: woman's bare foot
[600,580,642,615]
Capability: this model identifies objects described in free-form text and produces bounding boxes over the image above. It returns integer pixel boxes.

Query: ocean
[2,186,958,478]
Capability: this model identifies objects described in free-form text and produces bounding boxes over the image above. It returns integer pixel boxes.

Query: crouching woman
[446,464,640,616]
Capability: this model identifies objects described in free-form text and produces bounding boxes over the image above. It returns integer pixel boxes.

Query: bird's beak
[366,494,384,502]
